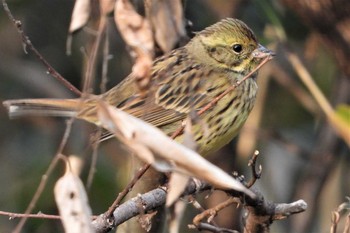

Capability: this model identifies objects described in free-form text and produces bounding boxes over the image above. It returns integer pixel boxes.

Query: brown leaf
[145,0,186,52]
[114,0,154,92]
[54,164,93,233]
[168,201,187,233]
[100,0,116,15]
[138,211,157,232]
[69,0,91,33]
[166,173,190,206]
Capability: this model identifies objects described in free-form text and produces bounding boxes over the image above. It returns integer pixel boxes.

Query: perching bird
[4,18,273,155]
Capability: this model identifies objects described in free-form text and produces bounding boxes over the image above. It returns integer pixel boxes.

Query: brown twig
[105,163,151,218]
[0,210,104,221]
[92,179,211,233]
[191,222,239,233]
[243,189,307,233]
[286,49,350,146]
[2,0,81,96]
[192,197,238,227]
[0,211,61,220]
[86,21,112,189]
[100,25,112,94]
[330,197,350,233]
[82,15,107,95]
[246,150,262,188]
[90,177,307,233]
[188,196,219,227]
[86,13,112,190]
[86,129,101,190]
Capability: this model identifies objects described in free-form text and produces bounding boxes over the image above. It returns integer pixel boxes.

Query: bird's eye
[232,44,243,53]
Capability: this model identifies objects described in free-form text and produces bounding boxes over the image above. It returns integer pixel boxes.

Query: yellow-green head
[187,18,272,75]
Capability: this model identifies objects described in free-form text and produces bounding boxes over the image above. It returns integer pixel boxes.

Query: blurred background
[0,0,349,232]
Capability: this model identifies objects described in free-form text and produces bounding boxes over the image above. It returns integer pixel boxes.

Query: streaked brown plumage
[3,18,273,155]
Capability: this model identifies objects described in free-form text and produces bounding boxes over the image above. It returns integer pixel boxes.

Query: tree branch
[91,179,307,233]
[2,0,81,96]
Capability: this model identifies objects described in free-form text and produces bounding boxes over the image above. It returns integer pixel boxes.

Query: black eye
[232,44,243,53]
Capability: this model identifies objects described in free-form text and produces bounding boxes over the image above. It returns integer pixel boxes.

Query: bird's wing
[118,70,225,130]
[103,47,229,131]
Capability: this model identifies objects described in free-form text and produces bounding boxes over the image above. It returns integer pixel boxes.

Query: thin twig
[13,119,74,233]
[100,24,112,94]
[188,196,219,227]
[2,0,81,96]
[192,197,238,226]
[0,210,101,221]
[82,15,107,94]
[86,23,112,189]
[286,49,350,146]
[86,130,101,190]
[105,163,151,218]
[190,222,239,233]
[92,180,211,232]
[246,150,262,188]
[0,211,61,220]
[86,15,109,190]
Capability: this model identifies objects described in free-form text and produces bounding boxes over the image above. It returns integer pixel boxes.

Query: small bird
[4,18,273,155]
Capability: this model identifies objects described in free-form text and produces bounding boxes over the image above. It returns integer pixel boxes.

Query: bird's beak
[252,44,275,59]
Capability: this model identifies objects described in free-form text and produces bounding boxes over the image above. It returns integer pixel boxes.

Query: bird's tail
[3,98,81,118]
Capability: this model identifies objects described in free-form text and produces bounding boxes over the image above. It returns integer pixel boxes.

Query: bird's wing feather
[101,47,230,132]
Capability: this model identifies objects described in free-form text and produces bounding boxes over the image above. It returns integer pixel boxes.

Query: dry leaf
[54,165,93,233]
[100,0,116,15]
[97,101,255,200]
[166,173,190,206]
[138,211,157,232]
[145,0,186,52]
[182,115,199,151]
[168,201,187,233]
[114,0,154,91]
[69,0,91,33]
[68,155,84,176]
[114,0,153,52]
[67,0,91,55]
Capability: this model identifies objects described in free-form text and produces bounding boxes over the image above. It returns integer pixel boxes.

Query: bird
[3,18,273,155]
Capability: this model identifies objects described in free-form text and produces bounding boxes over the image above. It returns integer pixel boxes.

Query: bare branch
[105,163,151,218]
[2,0,82,96]
[243,189,307,233]
[0,211,61,220]
[246,150,262,188]
[191,222,239,233]
[192,197,238,226]
[92,179,211,233]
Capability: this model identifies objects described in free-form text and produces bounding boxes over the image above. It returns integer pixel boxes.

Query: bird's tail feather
[3,99,80,118]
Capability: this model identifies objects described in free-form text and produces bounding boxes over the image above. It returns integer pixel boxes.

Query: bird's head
[191,18,273,74]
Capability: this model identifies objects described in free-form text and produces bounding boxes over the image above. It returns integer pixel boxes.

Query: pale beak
[252,44,275,59]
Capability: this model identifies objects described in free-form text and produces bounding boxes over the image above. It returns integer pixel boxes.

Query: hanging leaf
[54,164,93,233]
[69,0,91,33]
[145,0,187,52]
[114,0,154,92]
[100,0,116,16]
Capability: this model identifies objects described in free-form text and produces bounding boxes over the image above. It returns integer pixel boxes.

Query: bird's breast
[193,78,258,155]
